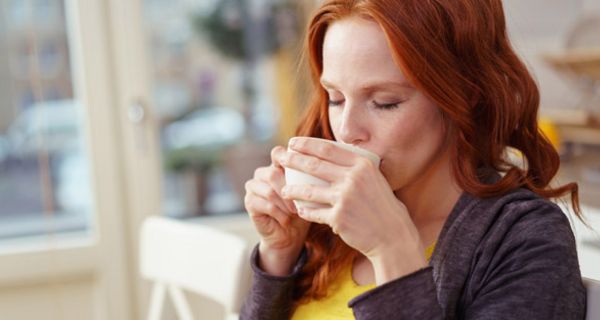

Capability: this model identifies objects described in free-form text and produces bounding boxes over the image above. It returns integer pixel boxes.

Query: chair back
[140,216,253,317]
[585,277,600,320]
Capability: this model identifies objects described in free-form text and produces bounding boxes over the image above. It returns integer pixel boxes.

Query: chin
[379,162,396,186]
[379,160,407,191]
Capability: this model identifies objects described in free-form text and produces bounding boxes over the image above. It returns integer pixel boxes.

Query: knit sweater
[240,186,587,319]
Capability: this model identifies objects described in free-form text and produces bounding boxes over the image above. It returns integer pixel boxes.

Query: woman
[241,0,587,319]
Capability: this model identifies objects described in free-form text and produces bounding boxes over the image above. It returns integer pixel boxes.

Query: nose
[335,101,369,145]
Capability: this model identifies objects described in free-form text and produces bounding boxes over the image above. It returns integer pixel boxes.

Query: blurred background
[0,0,599,319]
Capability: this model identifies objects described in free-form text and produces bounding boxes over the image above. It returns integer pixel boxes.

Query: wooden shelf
[542,47,600,80]
[541,48,600,146]
[558,125,600,146]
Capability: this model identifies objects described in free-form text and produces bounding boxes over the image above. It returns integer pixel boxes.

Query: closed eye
[372,100,402,110]
[328,100,344,107]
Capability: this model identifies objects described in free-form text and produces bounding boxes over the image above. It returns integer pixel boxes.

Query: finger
[288,137,360,167]
[282,184,335,206]
[254,167,297,213]
[270,145,287,169]
[246,179,294,214]
[296,206,331,227]
[279,150,344,183]
[245,191,291,228]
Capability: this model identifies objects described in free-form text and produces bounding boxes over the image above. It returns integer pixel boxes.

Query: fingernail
[289,137,298,148]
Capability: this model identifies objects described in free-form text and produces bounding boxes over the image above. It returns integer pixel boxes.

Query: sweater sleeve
[239,244,307,320]
[348,267,444,319]
[348,201,586,320]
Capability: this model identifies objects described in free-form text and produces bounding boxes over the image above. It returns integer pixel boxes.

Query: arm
[240,244,308,320]
[349,266,443,320]
[348,203,586,320]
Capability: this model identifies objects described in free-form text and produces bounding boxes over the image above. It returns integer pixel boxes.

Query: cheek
[378,106,447,184]
[328,108,343,139]
[403,103,445,147]
[382,112,439,152]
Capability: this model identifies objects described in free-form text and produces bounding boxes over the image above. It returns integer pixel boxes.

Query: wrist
[369,244,427,286]
[258,241,304,277]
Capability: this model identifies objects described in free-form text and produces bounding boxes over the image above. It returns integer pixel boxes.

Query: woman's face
[322,17,450,192]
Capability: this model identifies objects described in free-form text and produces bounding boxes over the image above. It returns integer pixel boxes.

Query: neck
[394,151,462,232]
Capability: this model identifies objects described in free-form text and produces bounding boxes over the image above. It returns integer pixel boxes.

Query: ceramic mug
[284,137,381,209]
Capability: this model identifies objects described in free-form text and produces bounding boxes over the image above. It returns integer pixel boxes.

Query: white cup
[284,137,381,209]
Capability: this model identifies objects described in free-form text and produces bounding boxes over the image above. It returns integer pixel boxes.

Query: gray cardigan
[240,187,587,319]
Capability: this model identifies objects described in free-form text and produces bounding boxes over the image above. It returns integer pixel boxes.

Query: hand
[244,146,312,275]
[279,137,427,283]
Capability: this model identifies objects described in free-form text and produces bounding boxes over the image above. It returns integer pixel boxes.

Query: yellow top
[291,243,436,320]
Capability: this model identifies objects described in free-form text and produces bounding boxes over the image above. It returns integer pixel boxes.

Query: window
[8,0,29,29]
[0,0,93,241]
[142,0,307,217]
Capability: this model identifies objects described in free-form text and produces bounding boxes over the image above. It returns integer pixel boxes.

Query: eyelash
[327,100,402,110]
[372,101,401,110]
[328,100,343,108]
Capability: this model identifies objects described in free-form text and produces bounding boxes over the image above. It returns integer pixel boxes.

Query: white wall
[584,0,600,11]
[503,0,597,111]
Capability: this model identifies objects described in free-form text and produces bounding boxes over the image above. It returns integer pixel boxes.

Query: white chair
[140,216,254,320]
[585,277,600,320]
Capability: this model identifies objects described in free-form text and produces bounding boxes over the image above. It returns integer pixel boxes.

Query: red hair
[293,0,583,307]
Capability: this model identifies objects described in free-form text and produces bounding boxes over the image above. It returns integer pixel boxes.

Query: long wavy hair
[292,0,583,308]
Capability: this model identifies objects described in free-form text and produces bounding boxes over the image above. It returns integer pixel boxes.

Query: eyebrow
[320,78,414,92]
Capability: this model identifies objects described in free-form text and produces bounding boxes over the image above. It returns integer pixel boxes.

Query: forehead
[321,17,408,87]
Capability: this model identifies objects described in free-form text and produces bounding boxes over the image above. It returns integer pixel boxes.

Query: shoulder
[477,188,575,247]
[446,187,581,282]
[457,189,586,318]
[445,187,575,250]
[432,188,585,318]
[468,188,581,285]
